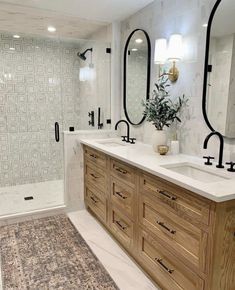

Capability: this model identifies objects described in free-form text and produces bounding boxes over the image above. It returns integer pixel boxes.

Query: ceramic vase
[152,130,167,153]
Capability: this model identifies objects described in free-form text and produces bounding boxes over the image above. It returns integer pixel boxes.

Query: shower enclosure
[0,32,111,218]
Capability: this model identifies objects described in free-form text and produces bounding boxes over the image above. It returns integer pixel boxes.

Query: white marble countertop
[80,138,235,203]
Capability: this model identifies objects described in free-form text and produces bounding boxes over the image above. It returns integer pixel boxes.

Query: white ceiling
[0,0,154,22]
[0,2,109,40]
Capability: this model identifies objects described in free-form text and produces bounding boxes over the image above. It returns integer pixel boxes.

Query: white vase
[152,130,167,153]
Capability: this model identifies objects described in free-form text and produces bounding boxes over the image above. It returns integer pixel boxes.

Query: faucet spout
[115,120,130,142]
[203,131,224,168]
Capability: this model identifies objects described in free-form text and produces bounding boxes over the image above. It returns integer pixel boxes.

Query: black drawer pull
[115,220,127,230]
[157,221,176,235]
[90,173,99,179]
[90,154,98,159]
[115,167,127,174]
[115,191,127,200]
[156,258,174,274]
[159,190,177,201]
[90,196,98,203]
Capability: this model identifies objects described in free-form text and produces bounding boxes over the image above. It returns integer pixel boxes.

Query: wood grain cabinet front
[85,161,107,193]
[140,173,212,227]
[139,194,208,274]
[84,146,107,169]
[110,158,136,187]
[137,229,204,290]
[110,176,135,219]
[83,145,235,290]
[109,205,134,252]
[85,185,106,224]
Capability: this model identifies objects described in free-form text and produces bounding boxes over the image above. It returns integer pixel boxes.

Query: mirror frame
[123,29,151,126]
[202,0,222,133]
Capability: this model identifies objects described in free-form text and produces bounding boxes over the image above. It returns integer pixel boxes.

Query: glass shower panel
[0,33,65,217]
[0,32,112,218]
[77,40,111,130]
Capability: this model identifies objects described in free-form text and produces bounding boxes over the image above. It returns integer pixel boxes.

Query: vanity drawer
[84,146,107,169]
[109,205,134,251]
[110,177,135,219]
[111,158,136,187]
[85,185,106,224]
[139,194,208,273]
[140,173,211,226]
[85,161,107,193]
[137,229,204,290]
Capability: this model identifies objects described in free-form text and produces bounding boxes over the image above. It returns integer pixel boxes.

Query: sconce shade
[168,34,183,61]
[154,38,167,64]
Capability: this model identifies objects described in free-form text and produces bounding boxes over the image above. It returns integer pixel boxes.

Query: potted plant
[143,76,187,153]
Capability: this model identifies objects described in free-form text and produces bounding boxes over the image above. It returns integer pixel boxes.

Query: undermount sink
[96,139,126,147]
[161,162,230,183]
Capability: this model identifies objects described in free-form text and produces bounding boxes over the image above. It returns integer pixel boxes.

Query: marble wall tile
[120,0,235,160]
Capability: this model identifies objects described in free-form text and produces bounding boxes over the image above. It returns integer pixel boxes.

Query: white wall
[120,0,235,161]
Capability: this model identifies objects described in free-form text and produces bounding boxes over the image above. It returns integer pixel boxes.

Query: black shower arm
[83,48,93,55]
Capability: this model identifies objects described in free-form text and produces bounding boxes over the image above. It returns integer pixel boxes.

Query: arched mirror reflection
[124,29,151,125]
[203,0,235,138]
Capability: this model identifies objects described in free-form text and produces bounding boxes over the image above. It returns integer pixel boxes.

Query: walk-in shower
[0,22,111,218]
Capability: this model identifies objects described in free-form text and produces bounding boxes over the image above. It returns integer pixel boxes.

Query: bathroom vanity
[81,139,235,290]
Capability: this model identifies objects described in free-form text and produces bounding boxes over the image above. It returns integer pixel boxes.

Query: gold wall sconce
[154,34,183,82]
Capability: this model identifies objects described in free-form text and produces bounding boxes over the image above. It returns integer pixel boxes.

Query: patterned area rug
[0,215,119,289]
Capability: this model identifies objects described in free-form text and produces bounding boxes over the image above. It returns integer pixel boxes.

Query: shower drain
[24,196,34,201]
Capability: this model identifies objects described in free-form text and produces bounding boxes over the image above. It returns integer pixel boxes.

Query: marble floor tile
[68,210,160,290]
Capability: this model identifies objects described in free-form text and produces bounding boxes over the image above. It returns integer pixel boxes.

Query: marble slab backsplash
[120,0,235,162]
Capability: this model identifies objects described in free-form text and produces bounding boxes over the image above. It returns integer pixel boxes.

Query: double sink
[95,138,231,184]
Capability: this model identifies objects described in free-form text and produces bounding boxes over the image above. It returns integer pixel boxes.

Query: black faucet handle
[225,162,235,172]
[129,138,136,144]
[203,156,215,165]
[121,136,127,142]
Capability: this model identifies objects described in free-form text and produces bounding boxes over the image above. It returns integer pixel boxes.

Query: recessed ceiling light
[135,38,143,44]
[47,26,56,32]
[13,34,20,39]
[202,23,208,28]
[9,47,15,51]
[132,48,138,51]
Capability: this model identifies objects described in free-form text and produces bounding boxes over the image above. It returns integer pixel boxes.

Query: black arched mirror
[124,29,151,126]
[203,0,235,138]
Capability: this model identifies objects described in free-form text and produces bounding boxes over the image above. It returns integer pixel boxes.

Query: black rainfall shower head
[77,48,93,61]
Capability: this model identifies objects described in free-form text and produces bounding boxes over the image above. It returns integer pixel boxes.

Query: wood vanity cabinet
[83,145,235,290]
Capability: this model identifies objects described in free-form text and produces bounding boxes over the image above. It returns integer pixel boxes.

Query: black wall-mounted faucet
[203,131,224,168]
[88,111,95,127]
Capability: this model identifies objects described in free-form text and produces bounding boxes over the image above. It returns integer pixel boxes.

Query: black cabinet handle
[55,122,60,142]
[90,196,98,203]
[115,191,128,200]
[155,258,174,274]
[115,220,127,230]
[159,190,177,201]
[156,221,176,235]
[115,166,127,175]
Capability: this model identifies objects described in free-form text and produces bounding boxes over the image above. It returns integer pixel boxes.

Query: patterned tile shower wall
[0,33,86,187]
